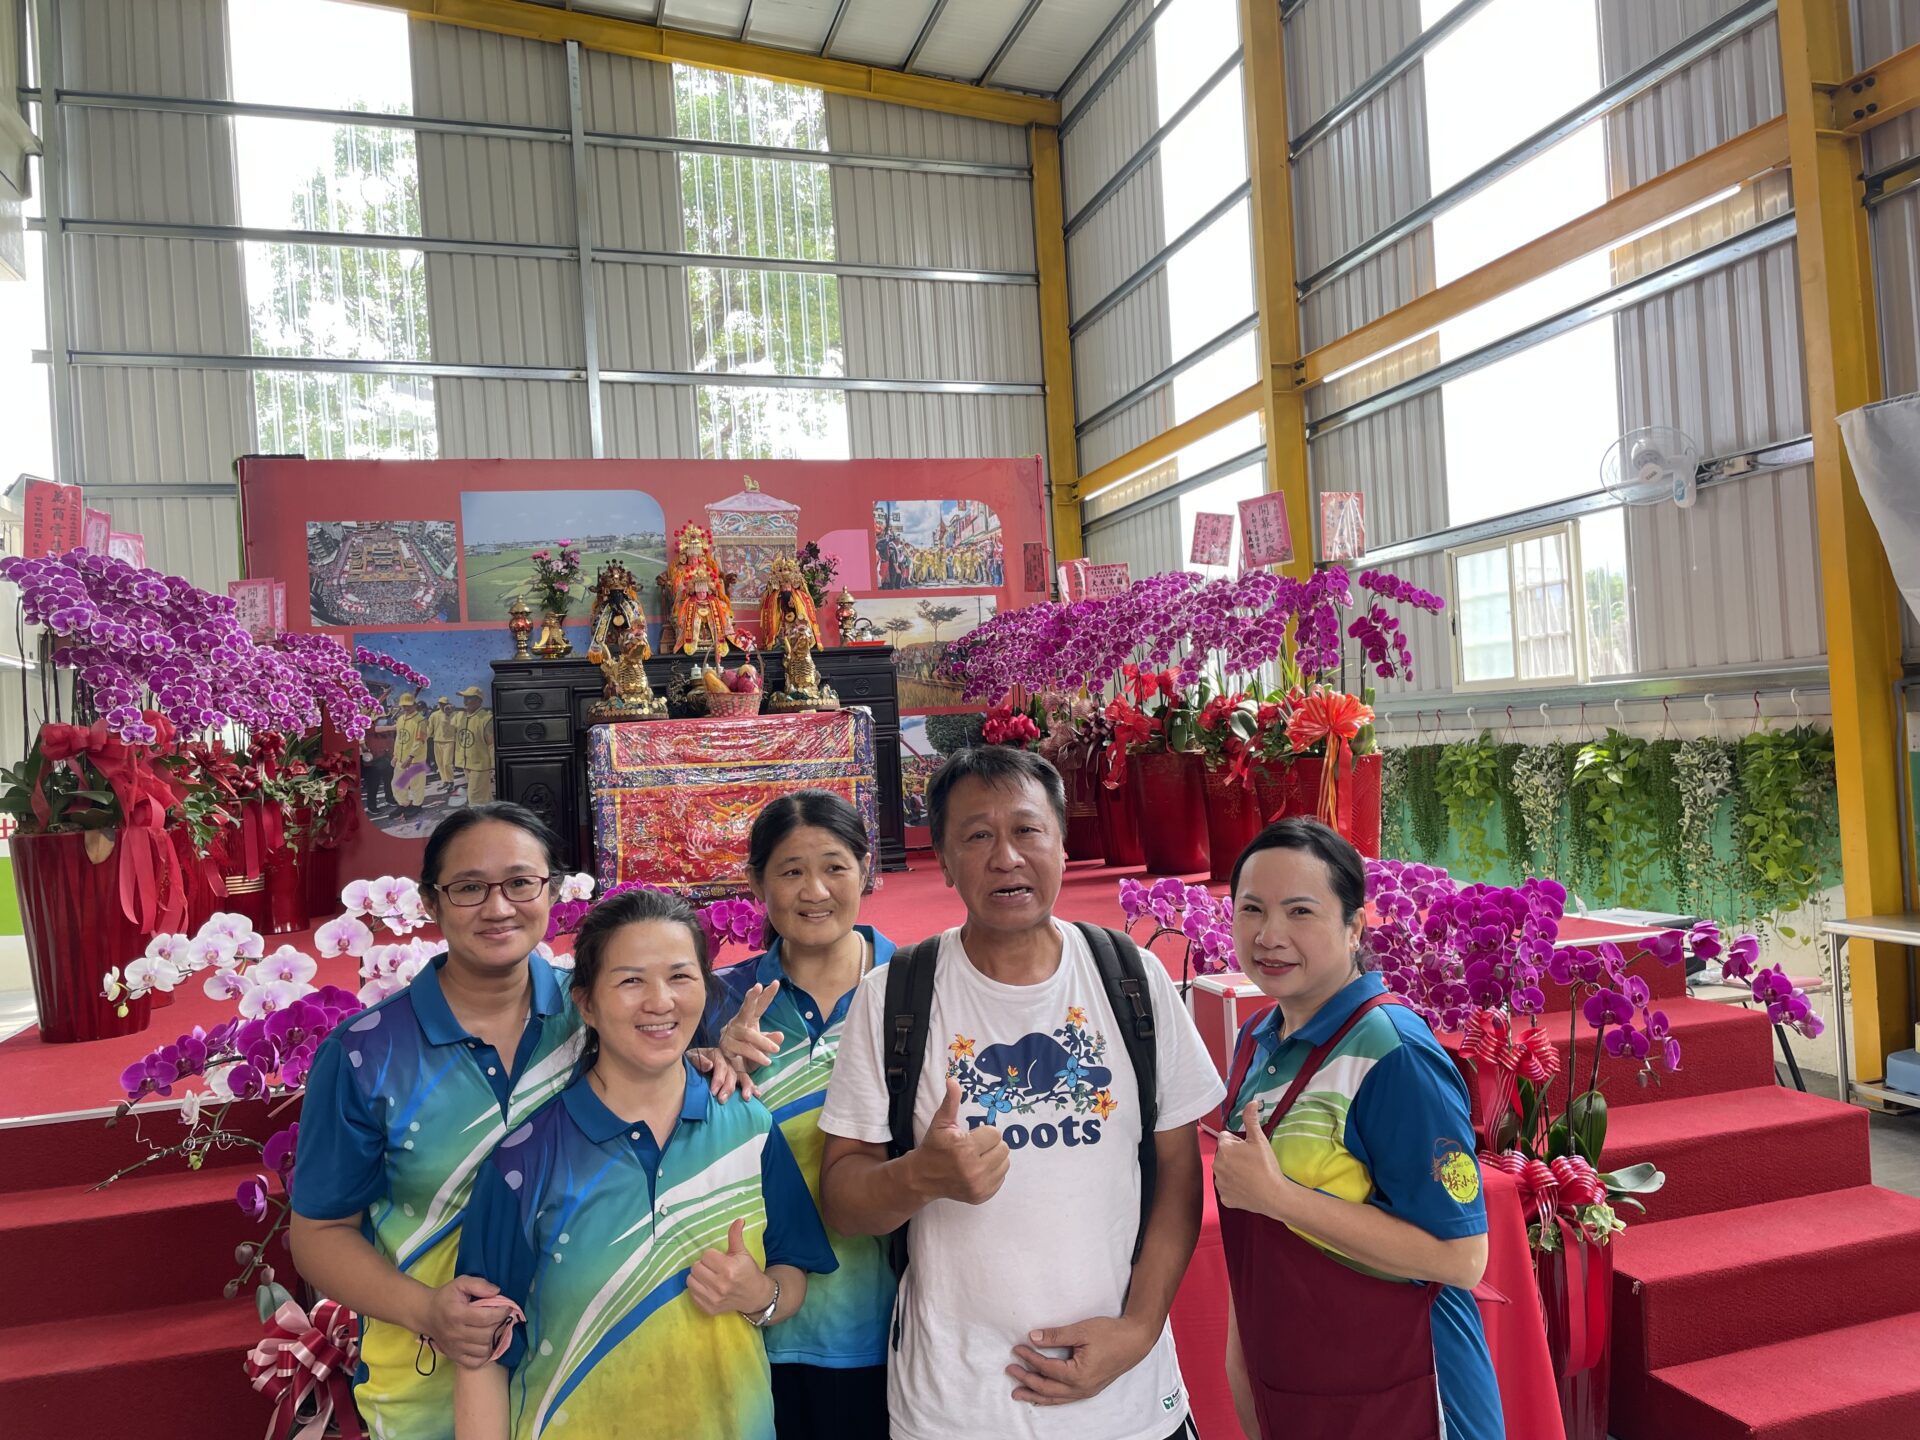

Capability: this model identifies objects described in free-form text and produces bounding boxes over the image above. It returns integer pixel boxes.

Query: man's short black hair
[925,744,1067,850]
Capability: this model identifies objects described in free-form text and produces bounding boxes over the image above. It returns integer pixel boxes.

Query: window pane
[1455,548,1515,683]
[1512,530,1576,680]
[253,370,437,459]
[1152,0,1240,114]
[229,0,415,115]
[247,241,431,362]
[236,118,424,237]
[687,266,841,378]
[1164,198,1254,358]
[1580,508,1633,677]
[696,386,848,461]
[1156,68,1249,240]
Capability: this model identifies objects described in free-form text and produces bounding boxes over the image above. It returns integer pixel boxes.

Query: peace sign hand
[720,981,786,1072]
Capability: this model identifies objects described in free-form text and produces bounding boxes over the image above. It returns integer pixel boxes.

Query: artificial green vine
[1644,738,1683,894]
[1674,735,1737,919]
[1494,743,1531,870]
[1732,725,1837,939]
[1404,744,1449,862]
[1379,746,1410,857]
[1510,742,1570,878]
[1569,730,1663,904]
[1436,733,1504,878]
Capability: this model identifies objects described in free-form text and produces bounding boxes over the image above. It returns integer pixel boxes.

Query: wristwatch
[745,1276,780,1329]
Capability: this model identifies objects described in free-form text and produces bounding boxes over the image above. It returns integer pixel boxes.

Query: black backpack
[880,921,1160,1282]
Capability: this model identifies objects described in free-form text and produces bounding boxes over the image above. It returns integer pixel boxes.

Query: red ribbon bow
[35,716,187,933]
[245,1299,365,1440]
[1283,689,1375,839]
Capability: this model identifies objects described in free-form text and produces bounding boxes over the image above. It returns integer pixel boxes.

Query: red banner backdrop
[237,457,1045,880]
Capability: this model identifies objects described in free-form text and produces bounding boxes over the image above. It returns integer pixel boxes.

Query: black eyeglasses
[435,875,555,907]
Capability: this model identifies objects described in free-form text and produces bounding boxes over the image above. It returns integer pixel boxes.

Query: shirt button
[630,1130,642,1140]
[804,1011,814,1020]
[487,1067,498,1076]
[1267,1065,1277,1075]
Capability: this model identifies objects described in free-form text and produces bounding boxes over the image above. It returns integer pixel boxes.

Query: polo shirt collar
[1255,970,1387,1050]
[410,949,566,1048]
[754,925,888,988]
[562,1055,710,1144]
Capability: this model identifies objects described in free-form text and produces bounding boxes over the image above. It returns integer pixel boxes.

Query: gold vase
[532,612,573,659]
[508,597,534,659]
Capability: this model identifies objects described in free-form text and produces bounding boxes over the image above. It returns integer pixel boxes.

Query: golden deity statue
[585,559,644,666]
[588,629,666,723]
[757,553,821,650]
[661,522,743,657]
[767,606,839,714]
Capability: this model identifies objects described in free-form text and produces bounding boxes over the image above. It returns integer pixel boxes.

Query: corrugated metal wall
[57,0,248,592]
[825,96,1045,459]
[1085,494,1183,576]
[410,22,592,459]
[1853,0,1920,66]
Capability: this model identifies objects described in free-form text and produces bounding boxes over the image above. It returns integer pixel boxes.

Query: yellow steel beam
[1833,37,1920,136]
[1030,123,1084,563]
[1301,117,1791,387]
[1780,0,1909,1083]
[1074,382,1263,506]
[346,0,1060,127]
[1240,0,1311,579]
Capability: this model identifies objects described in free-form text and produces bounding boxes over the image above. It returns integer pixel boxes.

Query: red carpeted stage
[3,857,1916,1438]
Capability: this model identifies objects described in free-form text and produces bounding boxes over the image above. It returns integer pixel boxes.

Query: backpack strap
[882,936,941,1283]
[1075,921,1159,1264]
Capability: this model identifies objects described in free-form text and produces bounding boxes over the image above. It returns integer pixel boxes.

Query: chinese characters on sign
[1320,492,1367,562]
[227,579,275,639]
[272,582,288,631]
[1023,541,1048,593]
[1190,512,1235,568]
[84,509,111,556]
[107,532,146,568]
[23,481,85,558]
[1057,559,1089,602]
[1238,492,1294,569]
[1084,561,1131,598]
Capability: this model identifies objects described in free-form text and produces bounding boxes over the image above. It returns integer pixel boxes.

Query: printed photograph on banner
[1023,541,1048,593]
[1238,491,1294,568]
[306,520,460,627]
[1190,512,1235,568]
[899,716,938,831]
[1320,492,1367,562]
[352,625,588,839]
[460,490,667,622]
[852,594,997,708]
[872,499,1005,590]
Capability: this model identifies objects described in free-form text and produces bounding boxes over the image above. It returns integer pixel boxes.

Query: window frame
[1445,518,1592,692]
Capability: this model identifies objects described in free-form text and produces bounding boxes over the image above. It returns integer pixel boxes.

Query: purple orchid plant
[1117,876,1237,982]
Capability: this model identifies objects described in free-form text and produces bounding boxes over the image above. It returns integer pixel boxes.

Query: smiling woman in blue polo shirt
[452,886,838,1440]
[706,791,898,1440]
[289,804,588,1440]
[1211,819,1503,1440]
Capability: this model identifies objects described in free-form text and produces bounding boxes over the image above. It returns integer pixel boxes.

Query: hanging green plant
[1644,738,1683,895]
[1495,742,1531,871]
[1405,744,1449,862]
[1675,735,1736,920]
[1732,725,1837,939]
[1379,745,1410,856]
[1436,732,1503,877]
[1569,730,1661,904]
[1511,742,1569,879]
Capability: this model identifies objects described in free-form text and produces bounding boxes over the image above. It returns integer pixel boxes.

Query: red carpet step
[1638,1309,1920,1440]
[0,1096,286,1192]
[1610,1186,1920,1437]
[0,1296,264,1440]
[1598,1086,1872,1222]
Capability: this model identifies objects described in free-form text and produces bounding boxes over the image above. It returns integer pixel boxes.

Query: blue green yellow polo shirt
[1226,971,1504,1440]
[706,926,898,1370]
[456,1057,839,1440]
[292,951,585,1440]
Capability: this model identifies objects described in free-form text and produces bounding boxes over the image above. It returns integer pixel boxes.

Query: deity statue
[757,553,821,651]
[767,611,839,714]
[588,629,666,723]
[660,522,743,658]
[585,559,644,667]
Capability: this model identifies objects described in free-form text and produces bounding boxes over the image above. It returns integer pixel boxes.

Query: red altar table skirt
[1174,1148,1561,1439]
[589,709,880,899]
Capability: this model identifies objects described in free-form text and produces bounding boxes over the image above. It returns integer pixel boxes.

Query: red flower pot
[1128,749,1210,877]
[1094,750,1144,869]
[1250,756,1294,822]
[1538,1230,1613,1440]
[1063,764,1103,862]
[1201,763,1264,883]
[264,849,308,935]
[306,844,342,924]
[221,871,269,931]
[12,831,154,1044]
[1247,753,1385,858]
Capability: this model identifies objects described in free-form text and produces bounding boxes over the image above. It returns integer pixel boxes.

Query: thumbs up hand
[687,1218,775,1317]
[1213,1100,1292,1220]
[909,1079,1011,1206]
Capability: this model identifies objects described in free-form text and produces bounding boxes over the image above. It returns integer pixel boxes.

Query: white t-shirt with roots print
[819,918,1226,1440]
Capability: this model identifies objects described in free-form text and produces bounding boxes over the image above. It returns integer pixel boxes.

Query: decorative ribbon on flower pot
[1284,688,1374,839]
[1093,747,1144,868]
[12,830,155,1043]
[1201,762,1264,883]
[1459,1010,1560,1149]
[1128,749,1210,876]
[246,1298,366,1440]
[34,716,188,933]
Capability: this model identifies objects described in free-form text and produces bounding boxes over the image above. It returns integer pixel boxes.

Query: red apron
[1218,993,1443,1440]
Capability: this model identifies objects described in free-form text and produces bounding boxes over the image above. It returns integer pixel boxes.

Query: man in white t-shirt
[818,746,1227,1440]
